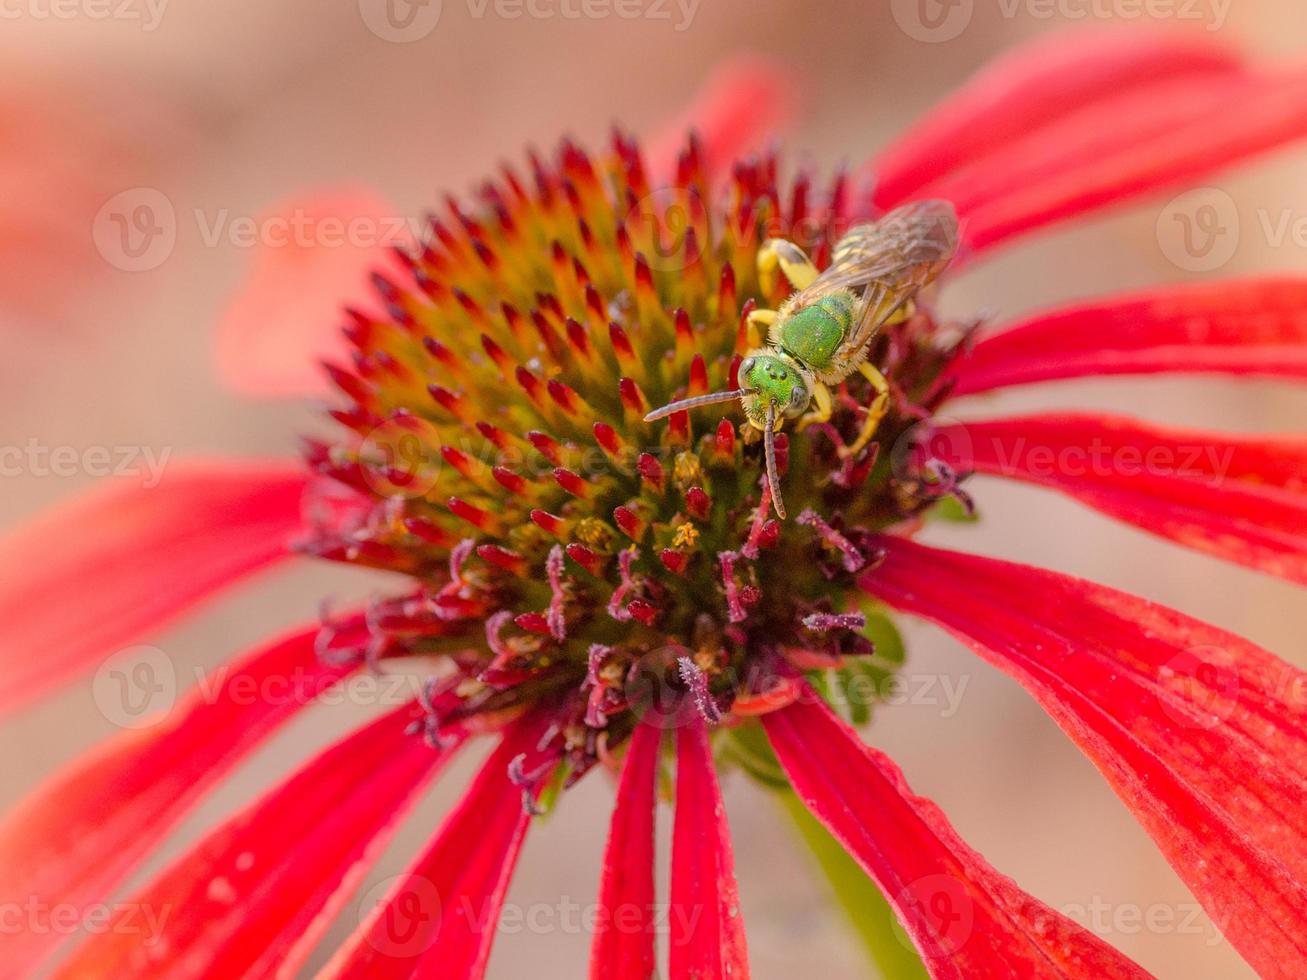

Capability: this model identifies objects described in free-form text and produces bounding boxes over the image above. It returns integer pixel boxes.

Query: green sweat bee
[645,199,959,519]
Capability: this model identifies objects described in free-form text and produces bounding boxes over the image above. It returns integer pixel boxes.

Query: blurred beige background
[3,1,1307,977]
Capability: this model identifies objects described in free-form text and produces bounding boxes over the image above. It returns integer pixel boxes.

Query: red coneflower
[3,32,1307,980]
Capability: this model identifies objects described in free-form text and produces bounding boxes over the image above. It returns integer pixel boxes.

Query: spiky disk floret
[300,133,964,785]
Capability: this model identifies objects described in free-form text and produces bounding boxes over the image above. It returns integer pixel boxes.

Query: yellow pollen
[673,522,699,549]
[673,450,703,489]
[575,517,615,552]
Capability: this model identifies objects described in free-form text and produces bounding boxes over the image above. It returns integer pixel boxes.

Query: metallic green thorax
[778,293,856,370]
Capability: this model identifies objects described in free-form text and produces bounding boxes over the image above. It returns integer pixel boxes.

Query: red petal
[0,624,354,976]
[321,714,548,979]
[214,187,409,398]
[645,57,794,183]
[932,67,1307,255]
[863,536,1307,979]
[53,701,462,980]
[0,459,306,715]
[870,30,1242,211]
[947,278,1307,395]
[589,721,661,980]
[670,720,749,980]
[0,73,193,322]
[927,413,1307,584]
[764,694,1151,979]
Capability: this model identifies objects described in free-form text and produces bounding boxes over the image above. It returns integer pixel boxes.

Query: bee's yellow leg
[885,299,916,327]
[797,381,833,430]
[844,363,891,457]
[758,238,819,294]
[745,307,777,348]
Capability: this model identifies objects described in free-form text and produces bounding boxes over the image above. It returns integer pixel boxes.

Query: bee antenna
[643,389,752,422]
[763,401,787,520]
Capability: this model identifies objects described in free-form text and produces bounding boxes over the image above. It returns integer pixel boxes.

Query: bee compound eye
[739,356,756,380]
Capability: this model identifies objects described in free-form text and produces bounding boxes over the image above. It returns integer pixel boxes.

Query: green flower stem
[777,789,930,979]
[723,723,927,978]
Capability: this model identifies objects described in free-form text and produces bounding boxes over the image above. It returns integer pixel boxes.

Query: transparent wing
[790,199,958,349]
[792,200,958,303]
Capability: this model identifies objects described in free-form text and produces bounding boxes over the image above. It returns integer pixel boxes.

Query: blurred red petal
[589,721,661,980]
[214,187,409,398]
[947,278,1307,395]
[0,459,307,716]
[764,693,1152,979]
[0,69,194,323]
[670,719,749,980]
[322,714,547,980]
[0,624,355,976]
[54,701,463,980]
[927,413,1307,584]
[870,30,1242,211]
[863,536,1307,979]
[933,67,1307,255]
[646,57,794,184]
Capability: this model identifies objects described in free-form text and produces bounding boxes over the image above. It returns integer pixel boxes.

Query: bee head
[739,353,809,430]
[641,351,801,520]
